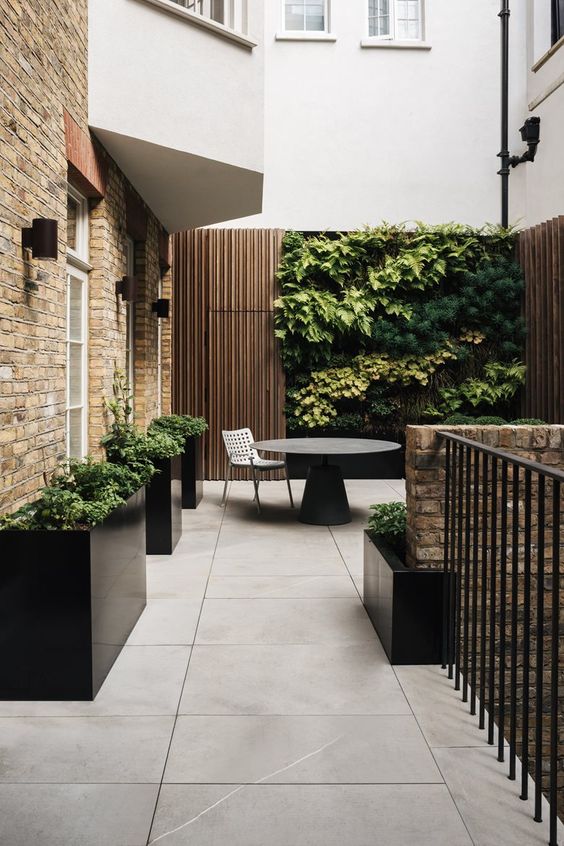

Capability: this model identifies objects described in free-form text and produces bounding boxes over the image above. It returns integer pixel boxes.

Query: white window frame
[66,186,90,459]
[282,0,330,34]
[125,237,136,411]
[367,0,423,42]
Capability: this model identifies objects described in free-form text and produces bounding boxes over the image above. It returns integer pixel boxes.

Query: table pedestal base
[299,463,351,526]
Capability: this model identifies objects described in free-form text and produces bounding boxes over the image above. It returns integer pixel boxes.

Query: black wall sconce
[116,275,139,302]
[509,117,541,168]
[22,218,58,259]
[152,298,170,319]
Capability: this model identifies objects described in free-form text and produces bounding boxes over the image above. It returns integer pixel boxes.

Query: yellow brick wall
[0,1,172,511]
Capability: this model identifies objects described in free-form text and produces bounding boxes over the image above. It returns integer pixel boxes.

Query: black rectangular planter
[146,454,182,554]
[363,531,447,664]
[0,488,146,701]
[181,436,203,509]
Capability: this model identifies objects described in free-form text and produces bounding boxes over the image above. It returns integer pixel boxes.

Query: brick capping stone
[405,425,564,570]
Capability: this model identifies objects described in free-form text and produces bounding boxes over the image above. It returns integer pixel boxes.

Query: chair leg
[284,461,294,508]
[251,465,261,515]
[220,461,232,507]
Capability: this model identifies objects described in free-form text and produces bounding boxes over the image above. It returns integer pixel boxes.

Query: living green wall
[274,225,525,437]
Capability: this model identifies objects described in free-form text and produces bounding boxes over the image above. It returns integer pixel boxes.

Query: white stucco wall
[523,0,564,227]
[220,0,528,231]
[88,0,265,230]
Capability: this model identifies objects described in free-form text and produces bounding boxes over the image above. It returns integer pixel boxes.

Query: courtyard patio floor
[0,480,560,845]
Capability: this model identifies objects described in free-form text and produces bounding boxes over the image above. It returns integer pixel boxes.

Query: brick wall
[0,0,172,510]
[405,425,564,569]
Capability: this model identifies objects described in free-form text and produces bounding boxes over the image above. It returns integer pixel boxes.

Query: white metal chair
[220,428,294,514]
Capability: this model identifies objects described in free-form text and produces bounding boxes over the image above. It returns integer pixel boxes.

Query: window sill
[360,39,431,50]
[275,31,337,42]
[134,0,258,49]
[532,33,564,72]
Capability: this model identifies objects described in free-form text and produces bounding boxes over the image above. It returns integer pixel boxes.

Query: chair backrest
[222,428,259,463]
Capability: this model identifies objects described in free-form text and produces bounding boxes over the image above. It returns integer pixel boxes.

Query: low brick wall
[405,425,564,569]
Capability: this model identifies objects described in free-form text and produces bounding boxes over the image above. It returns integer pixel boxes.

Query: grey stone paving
[0,479,559,845]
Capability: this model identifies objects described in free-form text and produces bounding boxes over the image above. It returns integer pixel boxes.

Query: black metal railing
[440,431,563,846]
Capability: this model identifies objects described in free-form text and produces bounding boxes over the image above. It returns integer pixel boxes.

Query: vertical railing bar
[509,463,520,781]
[488,456,498,746]
[463,444,472,703]
[448,443,458,679]
[534,474,545,823]
[498,460,508,763]
[549,480,560,846]
[455,443,465,692]
[471,447,480,716]
[521,468,532,801]
[479,451,489,731]
[442,440,451,670]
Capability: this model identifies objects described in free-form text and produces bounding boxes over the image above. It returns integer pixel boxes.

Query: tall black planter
[0,488,146,701]
[146,454,182,554]
[363,531,446,664]
[181,436,203,509]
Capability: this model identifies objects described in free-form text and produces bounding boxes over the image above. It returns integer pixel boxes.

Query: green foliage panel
[275,224,525,435]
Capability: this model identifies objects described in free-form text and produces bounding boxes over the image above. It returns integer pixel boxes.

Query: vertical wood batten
[172,229,286,479]
[518,216,564,424]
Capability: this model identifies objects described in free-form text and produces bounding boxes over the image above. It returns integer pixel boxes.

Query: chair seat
[231,458,285,470]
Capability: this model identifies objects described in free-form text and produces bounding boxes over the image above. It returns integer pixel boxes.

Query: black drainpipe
[498,0,511,229]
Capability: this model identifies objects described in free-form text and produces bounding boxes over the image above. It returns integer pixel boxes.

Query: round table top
[251,437,402,455]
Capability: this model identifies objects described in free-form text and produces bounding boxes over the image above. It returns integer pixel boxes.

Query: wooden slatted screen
[518,217,564,424]
[172,229,286,479]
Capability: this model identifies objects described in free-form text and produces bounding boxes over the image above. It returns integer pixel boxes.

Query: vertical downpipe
[498,1,511,228]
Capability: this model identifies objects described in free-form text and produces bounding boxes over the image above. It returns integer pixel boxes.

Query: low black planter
[146,454,182,554]
[181,436,203,509]
[0,488,146,701]
[363,531,447,664]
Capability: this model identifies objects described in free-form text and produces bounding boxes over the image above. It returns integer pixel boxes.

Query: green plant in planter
[148,414,208,444]
[0,459,144,531]
[101,371,182,477]
[442,413,476,425]
[367,501,407,558]
[474,415,508,425]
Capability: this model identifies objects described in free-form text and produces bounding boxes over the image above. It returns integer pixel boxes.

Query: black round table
[251,438,401,526]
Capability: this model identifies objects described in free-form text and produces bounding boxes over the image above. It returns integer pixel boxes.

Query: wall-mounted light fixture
[22,218,58,259]
[152,298,170,319]
[116,275,138,302]
[509,117,541,168]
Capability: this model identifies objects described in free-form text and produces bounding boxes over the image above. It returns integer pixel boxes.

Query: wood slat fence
[172,229,286,480]
[518,216,564,423]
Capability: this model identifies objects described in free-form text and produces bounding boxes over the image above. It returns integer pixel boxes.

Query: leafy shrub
[367,501,407,558]
[148,414,208,443]
[0,459,143,531]
[443,414,476,425]
[275,225,525,433]
[510,418,546,425]
[474,416,508,425]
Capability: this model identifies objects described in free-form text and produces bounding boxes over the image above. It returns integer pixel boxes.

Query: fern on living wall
[274,224,525,434]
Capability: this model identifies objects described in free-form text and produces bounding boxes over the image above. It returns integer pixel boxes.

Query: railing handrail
[438,430,564,483]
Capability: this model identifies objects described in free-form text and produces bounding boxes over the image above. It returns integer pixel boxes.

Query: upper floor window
[284,1,327,33]
[180,0,249,34]
[369,0,422,41]
[553,0,564,44]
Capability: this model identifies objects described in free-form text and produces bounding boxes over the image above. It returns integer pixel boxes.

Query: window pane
[68,408,83,458]
[285,1,305,30]
[69,343,83,406]
[69,276,83,341]
[396,0,420,39]
[369,0,390,37]
[67,195,78,252]
[305,2,324,30]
